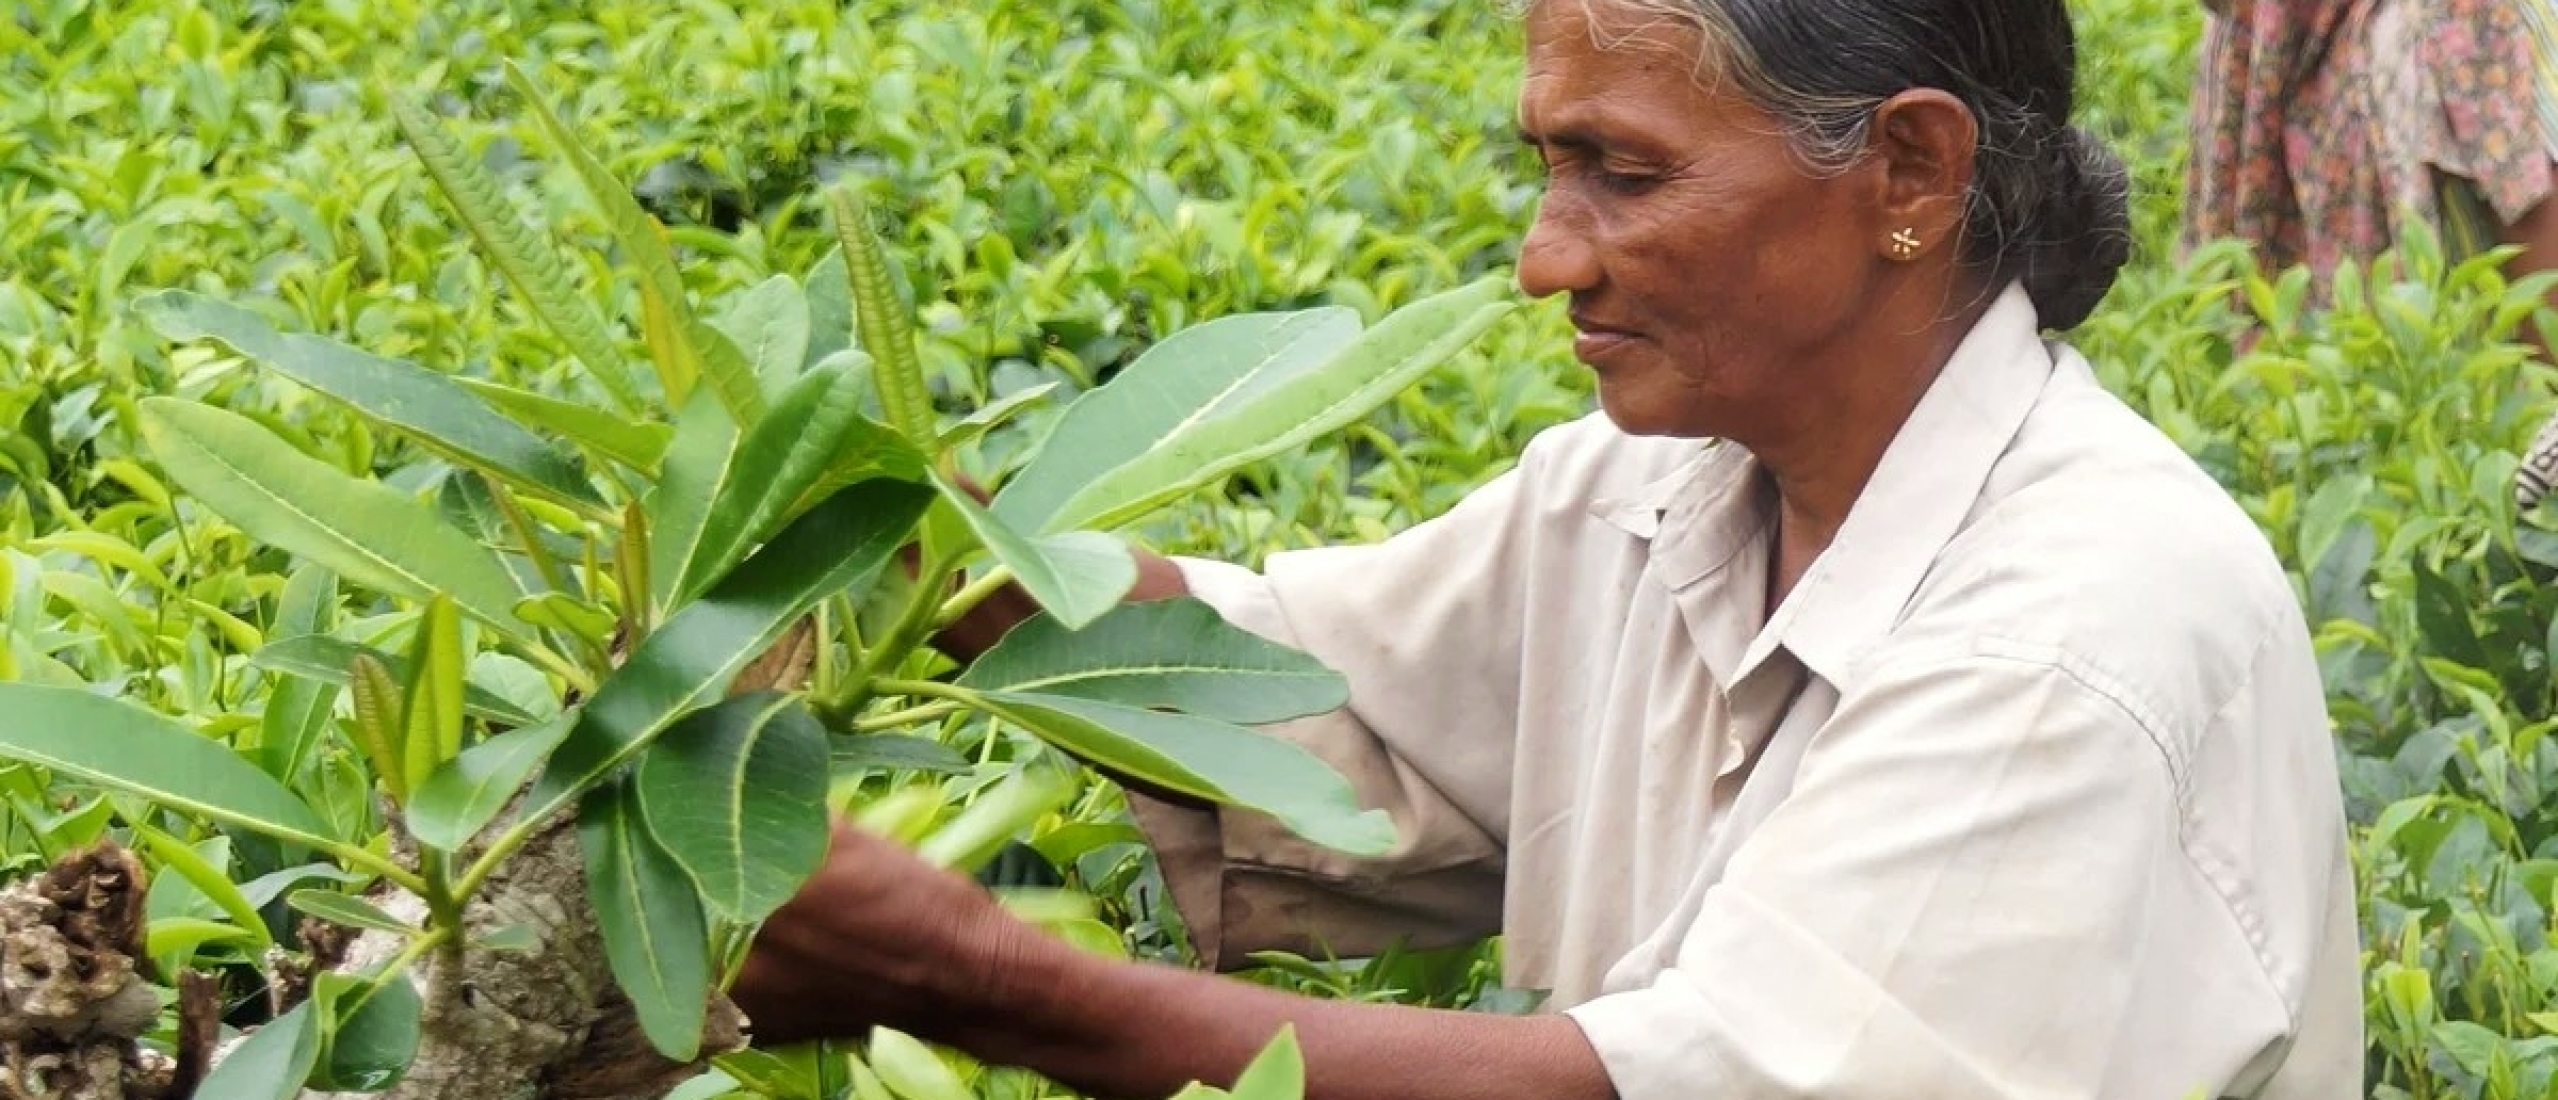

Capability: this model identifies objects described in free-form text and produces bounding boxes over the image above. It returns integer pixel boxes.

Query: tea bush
[3,0,2556,1096]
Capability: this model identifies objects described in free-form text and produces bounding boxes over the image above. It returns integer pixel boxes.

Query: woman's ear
[1864,89,1978,264]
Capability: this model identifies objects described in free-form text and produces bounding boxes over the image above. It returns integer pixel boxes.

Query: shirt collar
[1605,283,2056,691]
[1751,282,2055,688]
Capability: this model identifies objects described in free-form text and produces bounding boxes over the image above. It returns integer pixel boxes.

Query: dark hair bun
[2018,126,2133,329]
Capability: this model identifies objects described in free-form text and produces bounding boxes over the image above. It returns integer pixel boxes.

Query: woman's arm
[732,823,1614,1100]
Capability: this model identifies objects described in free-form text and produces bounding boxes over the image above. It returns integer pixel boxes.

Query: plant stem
[850,701,961,732]
[340,923,455,1019]
[511,639,597,697]
[870,677,977,705]
[934,565,1016,629]
[839,549,956,712]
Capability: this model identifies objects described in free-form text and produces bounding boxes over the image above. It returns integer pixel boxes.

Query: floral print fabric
[2185,0,2558,278]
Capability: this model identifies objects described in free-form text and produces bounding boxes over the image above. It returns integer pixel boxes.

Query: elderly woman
[737,0,2363,1096]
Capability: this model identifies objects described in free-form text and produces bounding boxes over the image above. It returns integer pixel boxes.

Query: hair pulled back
[1568,0,2133,328]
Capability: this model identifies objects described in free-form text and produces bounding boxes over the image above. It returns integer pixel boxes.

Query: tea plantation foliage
[4,0,2558,1096]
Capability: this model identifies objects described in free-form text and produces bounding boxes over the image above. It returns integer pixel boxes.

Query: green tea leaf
[530,480,931,820]
[936,382,1059,454]
[1229,1027,1306,1100]
[673,361,915,604]
[936,480,1133,631]
[137,398,529,641]
[253,634,544,729]
[258,566,339,782]
[977,691,1393,856]
[194,1002,320,1100]
[992,307,1357,532]
[829,186,934,445]
[137,291,606,515]
[459,378,672,476]
[867,1027,972,1100]
[718,273,813,394]
[409,716,575,852]
[646,392,744,611]
[137,826,273,954]
[311,971,424,1091]
[913,756,1077,872]
[507,62,763,426]
[1004,278,1514,534]
[583,781,712,1062]
[0,685,335,851]
[390,92,646,414]
[958,599,1347,724]
[287,890,416,936]
[401,596,467,797]
[636,691,830,923]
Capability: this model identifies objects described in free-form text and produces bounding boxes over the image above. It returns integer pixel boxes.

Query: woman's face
[1515,1,1889,441]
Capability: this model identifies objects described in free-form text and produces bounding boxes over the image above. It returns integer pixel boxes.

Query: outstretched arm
[732,823,1614,1100]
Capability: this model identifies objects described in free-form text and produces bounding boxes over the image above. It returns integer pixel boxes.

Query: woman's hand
[729,821,1040,1047]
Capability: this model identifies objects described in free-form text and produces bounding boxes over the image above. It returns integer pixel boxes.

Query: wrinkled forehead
[1516,0,1727,126]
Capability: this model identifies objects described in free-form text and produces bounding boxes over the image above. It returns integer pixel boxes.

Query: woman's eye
[1592,167,1660,195]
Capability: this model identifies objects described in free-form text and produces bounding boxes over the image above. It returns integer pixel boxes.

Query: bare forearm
[959,931,1616,1100]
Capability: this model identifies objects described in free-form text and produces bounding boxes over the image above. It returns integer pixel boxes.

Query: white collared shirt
[1142,284,2362,1099]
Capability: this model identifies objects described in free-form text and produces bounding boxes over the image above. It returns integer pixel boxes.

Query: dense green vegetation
[3,0,2556,1096]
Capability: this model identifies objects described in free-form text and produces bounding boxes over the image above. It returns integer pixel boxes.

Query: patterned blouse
[2185,0,2558,277]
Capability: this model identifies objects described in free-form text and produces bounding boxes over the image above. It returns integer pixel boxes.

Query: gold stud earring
[1889,228,1922,260]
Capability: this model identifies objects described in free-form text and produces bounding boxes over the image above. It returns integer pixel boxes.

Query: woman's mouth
[1569,317,1642,364]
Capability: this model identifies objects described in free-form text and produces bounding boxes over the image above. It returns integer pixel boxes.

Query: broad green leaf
[673,362,913,604]
[977,692,1393,856]
[992,307,1358,532]
[0,685,335,851]
[147,918,255,969]
[646,391,744,610]
[312,971,424,1091]
[867,1027,972,1100]
[194,1001,320,1100]
[288,890,417,936]
[137,826,273,953]
[240,863,369,911]
[459,378,672,475]
[832,735,971,775]
[936,480,1134,631]
[253,634,544,728]
[508,62,763,425]
[718,274,813,393]
[636,691,830,923]
[401,596,466,797]
[1229,1027,1306,1100]
[259,566,339,782]
[583,781,712,1062]
[958,599,1347,724]
[516,593,618,651]
[390,92,646,414]
[529,480,932,820]
[137,398,529,640]
[803,246,854,368]
[409,715,574,852]
[137,292,606,515]
[1003,278,1515,534]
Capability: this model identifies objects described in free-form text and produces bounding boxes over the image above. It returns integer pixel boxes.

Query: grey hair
[1518,0,2132,329]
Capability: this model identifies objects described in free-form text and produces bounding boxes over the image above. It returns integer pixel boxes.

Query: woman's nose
[1516,193,1599,300]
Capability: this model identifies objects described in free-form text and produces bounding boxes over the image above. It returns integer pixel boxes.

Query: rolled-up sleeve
[1565,643,2292,1099]
[1129,465,1542,969]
